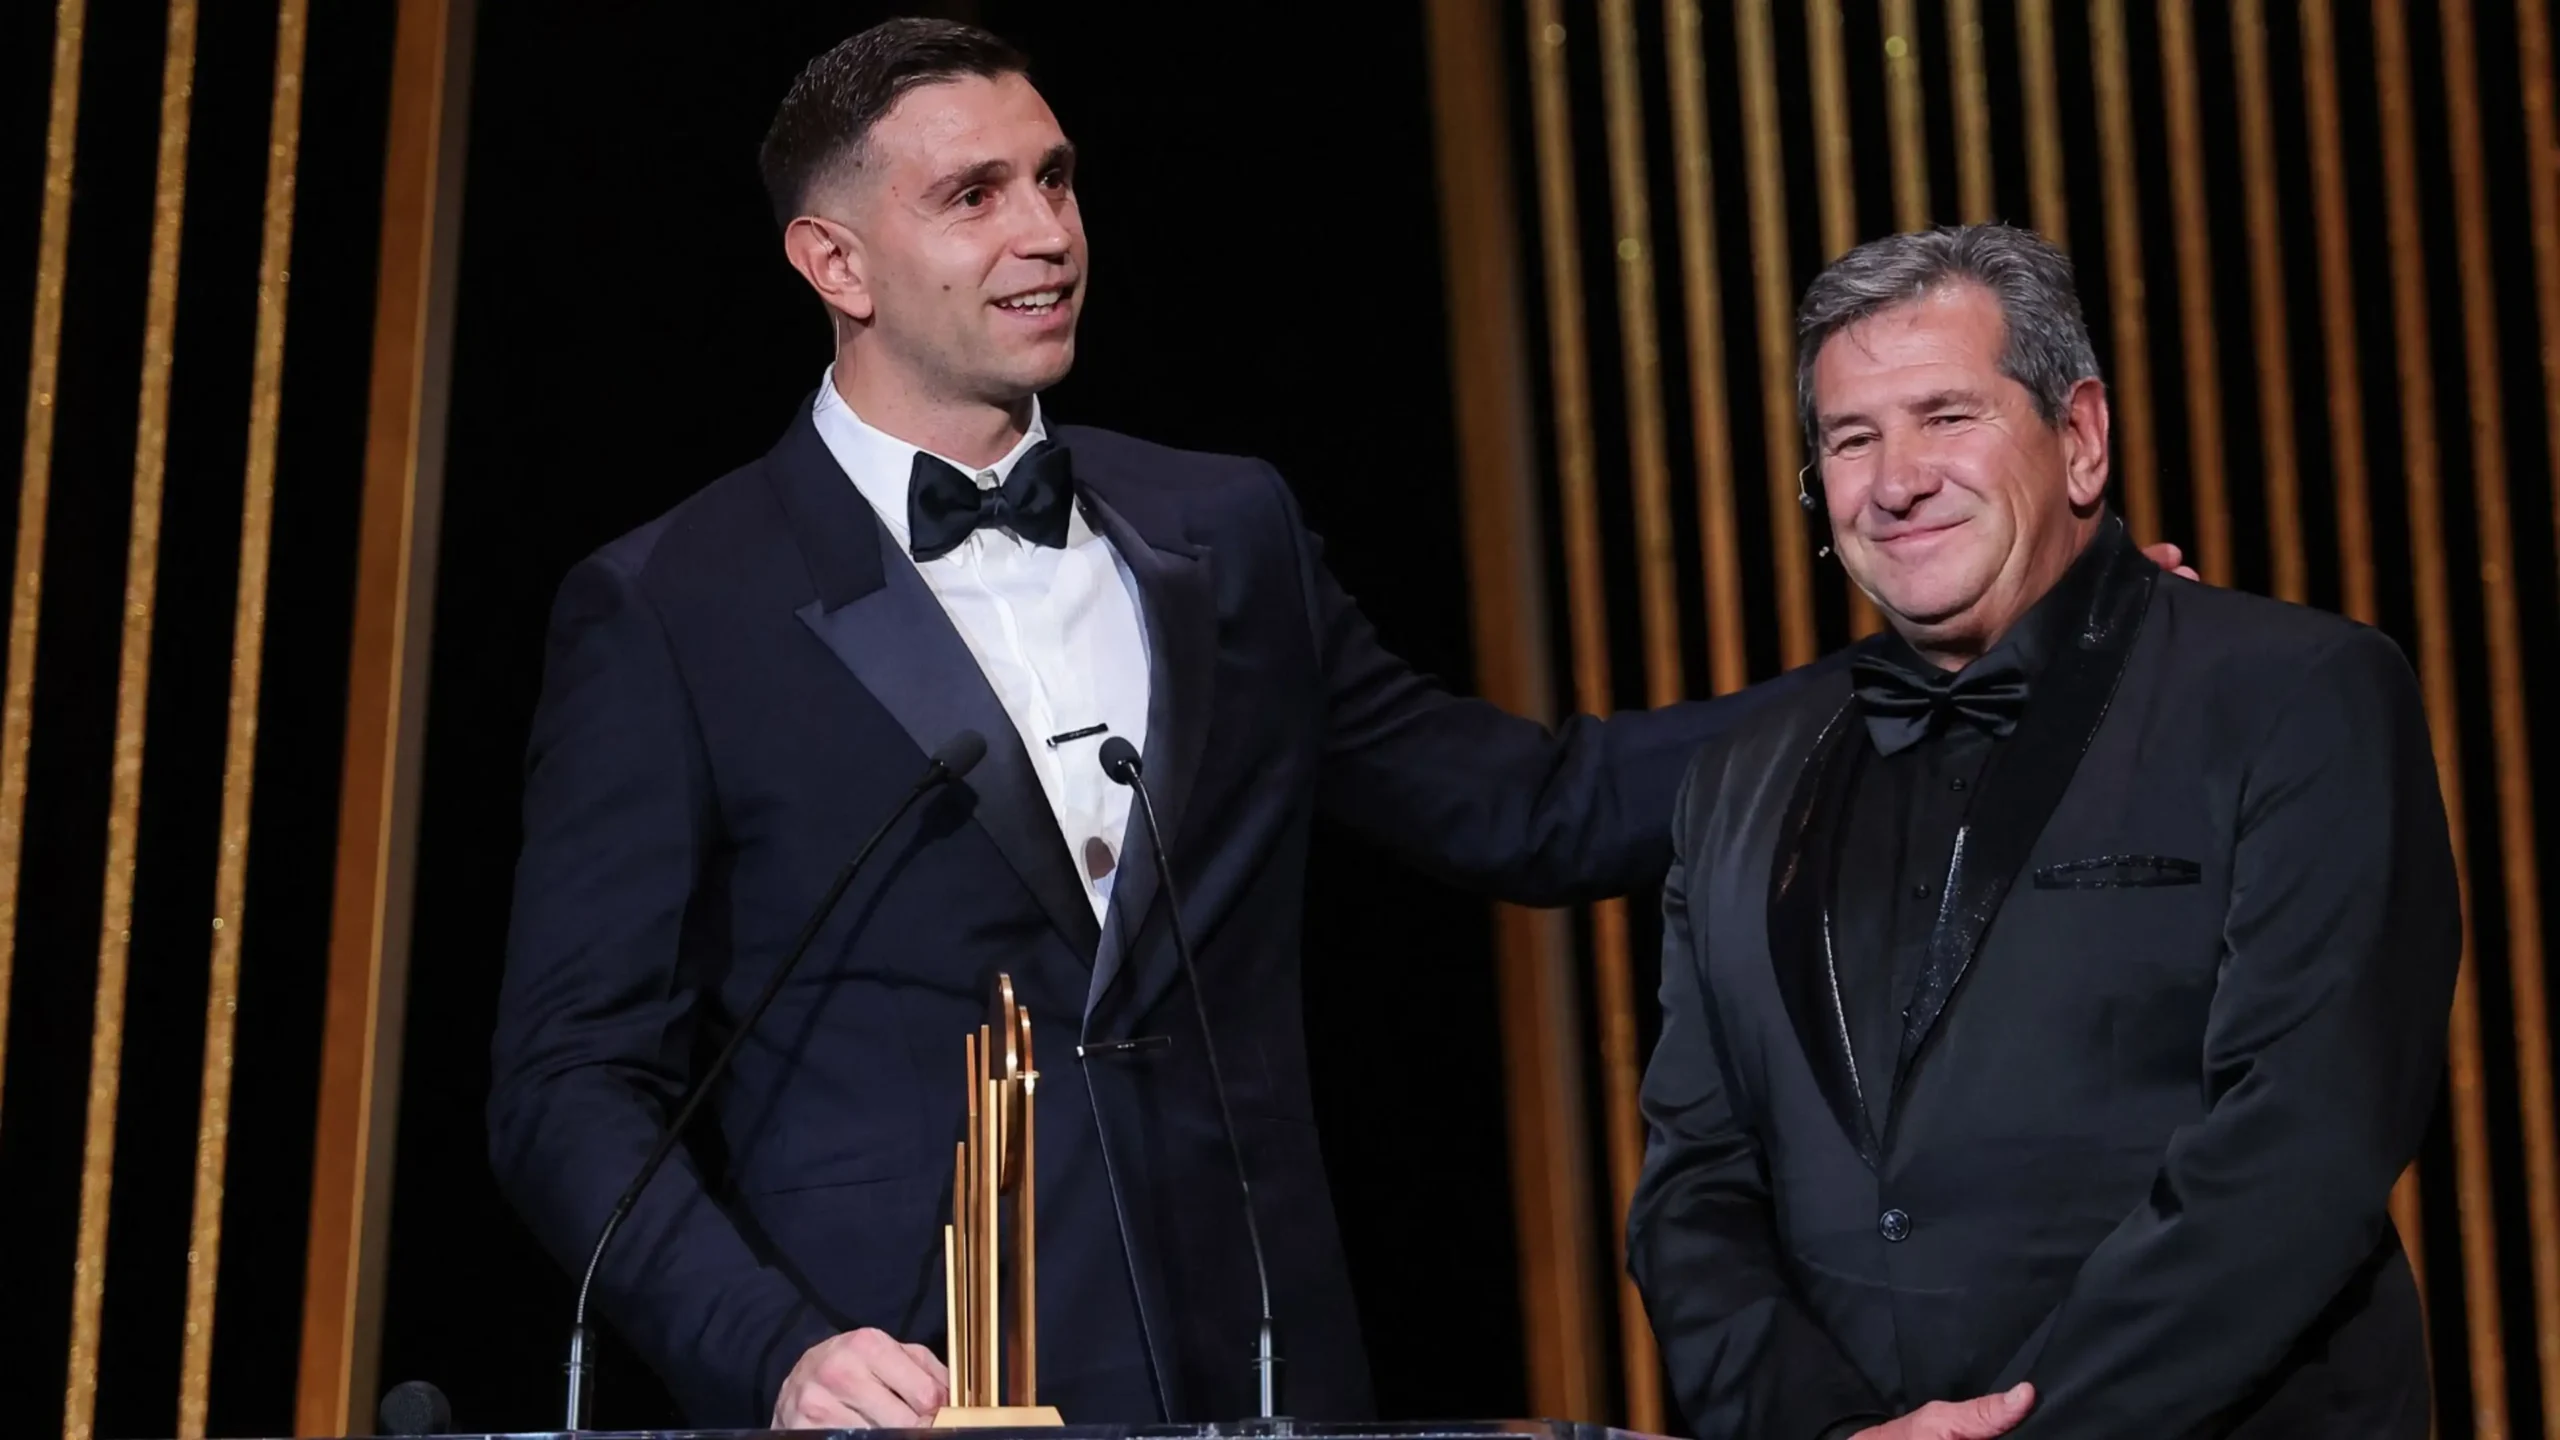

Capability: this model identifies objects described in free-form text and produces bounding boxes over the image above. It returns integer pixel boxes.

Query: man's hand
[772,1328,951,1430]
[2141,540,2201,581]
[1848,1383,2036,1440]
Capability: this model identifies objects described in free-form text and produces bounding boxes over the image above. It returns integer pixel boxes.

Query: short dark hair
[1795,223,2101,450]
[758,18,1031,229]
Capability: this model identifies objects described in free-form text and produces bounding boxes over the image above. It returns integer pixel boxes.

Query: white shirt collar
[811,363,1051,552]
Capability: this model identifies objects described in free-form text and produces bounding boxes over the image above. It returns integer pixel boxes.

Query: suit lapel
[764,406,1104,962]
[1891,524,2156,1091]
[1074,477,1217,1024]
[1765,694,1881,1167]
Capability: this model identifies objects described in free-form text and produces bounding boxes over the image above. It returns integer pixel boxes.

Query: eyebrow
[925,158,1010,202]
[1816,387,1990,440]
[922,143,1077,203]
[1815,409,1875,441]
[1903,387,1988,413]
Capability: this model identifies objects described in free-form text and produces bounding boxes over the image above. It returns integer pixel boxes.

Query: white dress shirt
[812,369,1151,925]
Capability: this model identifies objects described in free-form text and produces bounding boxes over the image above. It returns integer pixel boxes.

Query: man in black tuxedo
[1626,223,2458,1440]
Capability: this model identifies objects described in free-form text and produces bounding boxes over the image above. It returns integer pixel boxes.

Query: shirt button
[1082,836,1117,881]
[1879,1208,1912,1243]
[1949,777,1968,791]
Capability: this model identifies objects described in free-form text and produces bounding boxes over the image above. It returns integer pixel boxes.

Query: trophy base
[933,1406,1065,1429]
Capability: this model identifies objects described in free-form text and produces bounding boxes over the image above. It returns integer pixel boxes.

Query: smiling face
[1809,283,2110,664]
[796,71,1086,414]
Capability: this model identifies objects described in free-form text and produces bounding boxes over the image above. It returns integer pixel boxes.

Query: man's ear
[2060,376,2111,511]
[782,215,874,326]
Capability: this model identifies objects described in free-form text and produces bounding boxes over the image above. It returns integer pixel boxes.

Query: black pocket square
[2033,854,2202,889]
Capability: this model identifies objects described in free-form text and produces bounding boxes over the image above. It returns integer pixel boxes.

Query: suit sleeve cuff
[1818,1415,1889,1440]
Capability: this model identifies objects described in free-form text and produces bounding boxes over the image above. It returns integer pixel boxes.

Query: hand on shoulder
[2140,540,2201,581]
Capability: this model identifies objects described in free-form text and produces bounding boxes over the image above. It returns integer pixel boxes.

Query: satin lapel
[1765,697,1880,1168]
[768,413,1104,963]
[1075,483,1217,1024]
[1892,531,2156,1089]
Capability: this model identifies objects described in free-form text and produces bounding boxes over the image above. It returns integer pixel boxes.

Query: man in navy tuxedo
[487,20,2170,1432]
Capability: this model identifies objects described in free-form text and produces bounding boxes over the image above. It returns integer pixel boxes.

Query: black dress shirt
[1832,591,2068,1122]
[1817,550,2093,1440]
[1833,544,2101,1132]
[1835,699,2001,1133]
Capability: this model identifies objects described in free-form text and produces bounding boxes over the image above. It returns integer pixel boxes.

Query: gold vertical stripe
[1,0,87,1127]
[2089,0,2163,547]
[1524,3,1606,720]
[1852,0,1934,643]
[177,1,308,1431]
[2524,0,2560,606]
[1804,0,1881,639]
[2017,0,2070,246]
[299,0,474,1422]
[1491,904,1601,1419]
[2370,3,2511,1434]
[66,5,198,1438]
[2437,1,2560,1427]
[1423,0,1601,1411]
[1741,0,1819,669]
[1882,0,1930,231]
[1525,16,1652,1427]
[2229,0,2309,605]
[1948,0,1994,222]
[1806,0,1859,259]
[1597,0,1684,712]
[2298,0,2379,627]
[2156,0,2234,586]
[1593,4,1672,1425]
[1666,0,1749,698]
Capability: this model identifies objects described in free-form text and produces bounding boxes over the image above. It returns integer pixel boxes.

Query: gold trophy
[933,974,1063,1428]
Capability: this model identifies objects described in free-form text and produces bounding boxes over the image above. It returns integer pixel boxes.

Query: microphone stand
[1101,739,1282,1420]
[561,732,986,1431]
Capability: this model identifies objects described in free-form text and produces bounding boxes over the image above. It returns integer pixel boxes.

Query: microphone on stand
[1098,737,1283,1421]
[560,730,990,1432]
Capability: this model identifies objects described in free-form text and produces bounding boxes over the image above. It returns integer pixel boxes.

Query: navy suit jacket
[488,403,1821,1425]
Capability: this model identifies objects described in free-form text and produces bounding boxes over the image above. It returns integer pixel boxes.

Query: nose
[1868,433,1941,516]
[1010,180,1073,261]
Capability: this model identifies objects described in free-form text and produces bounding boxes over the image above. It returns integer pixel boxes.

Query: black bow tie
[907,440,1076,561]
[1851,648,2032,756]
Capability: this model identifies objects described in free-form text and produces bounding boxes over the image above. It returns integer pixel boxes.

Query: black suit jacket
[1627,524,2459,1440]
[488,404,1823,1426]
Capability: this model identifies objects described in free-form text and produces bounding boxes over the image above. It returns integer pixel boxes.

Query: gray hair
[1795,223,2101,452]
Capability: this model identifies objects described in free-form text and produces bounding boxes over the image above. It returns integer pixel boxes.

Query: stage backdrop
[0,2,2555,1440]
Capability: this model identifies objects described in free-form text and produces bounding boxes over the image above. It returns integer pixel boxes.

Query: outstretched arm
[1265,463,1834,903]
